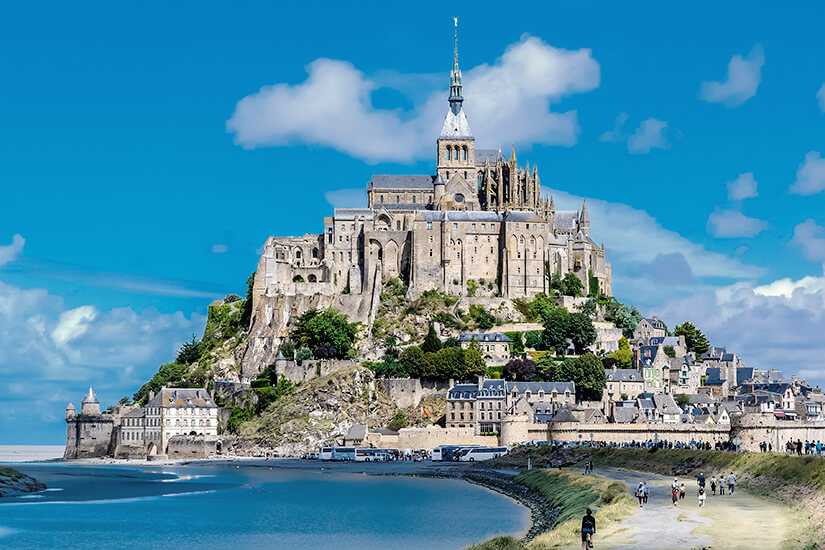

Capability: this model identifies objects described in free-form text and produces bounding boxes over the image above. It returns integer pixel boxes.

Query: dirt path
[581,468,793,550]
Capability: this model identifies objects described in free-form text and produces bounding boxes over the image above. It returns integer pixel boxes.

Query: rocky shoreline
[0,466,46,498]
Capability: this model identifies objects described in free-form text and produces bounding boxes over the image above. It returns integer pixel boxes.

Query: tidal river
[0,460,529,549]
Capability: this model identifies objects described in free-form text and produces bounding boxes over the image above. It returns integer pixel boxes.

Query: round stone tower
[81,386,100,415]
[65,402,76,420]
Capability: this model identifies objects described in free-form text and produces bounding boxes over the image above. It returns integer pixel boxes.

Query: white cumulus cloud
[52,305,97,348]
[627,118,669,154]
[227,35,600,163]
[790,151,825,195]
[699,44,764,107]
[0,234,25,267]
[707,209,769,238]
[598,112,629,143]
[790,219,825,261]
[727,172,758,201]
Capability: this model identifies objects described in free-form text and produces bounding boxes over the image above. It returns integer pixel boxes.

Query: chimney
[478,375,484,390]
[149,391,155,401]
[652,315,658,321]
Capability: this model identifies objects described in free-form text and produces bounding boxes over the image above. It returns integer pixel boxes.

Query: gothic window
[396,195,400,203]
[295,249,302,259]
[446,145,452,160]
[463,146,468,160]
[446,171,450,179]
[396,220,401,230]
[464,171,467,179]
[412,196,416,203]
[380,195,384,203]
[312,248,318,259]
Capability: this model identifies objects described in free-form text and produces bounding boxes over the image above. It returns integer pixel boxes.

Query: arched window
[412,196,416,203]
[295,249,302,259]
[396,220,401,230]
[462,146,468,160]
[380,195,384,203]
[446,145,452,160]
[312,247,318,259]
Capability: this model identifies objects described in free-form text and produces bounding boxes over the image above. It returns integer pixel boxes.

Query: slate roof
[638,345,660,367]
[123,407,146,418]
[334,208,373,220]
[736,367,755,384]
[649,336,682,347]
[643,318,666,330]
[550,408,579,422]
[458,332,512,343]
[377,204,427,211]
[613,406,639,423]
[605,369,644,382]
[146,388,216,409]
[554,211,579,231]
[369,175,436,190]
[448,379,507,400]
[653,393,681,415]
[475,149,507,164]
[701,346,727,360]
[508,381,575,395]
[704,368,725,385]
[82,387,99,404]
[440,108,473,138]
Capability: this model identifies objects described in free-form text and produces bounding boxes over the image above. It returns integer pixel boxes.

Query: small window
[516,223,520,229]
[472,223,476,230]
[427,222,432,230]
[412,196,417,203]
[429,249,433,257]
[396,195,400,203]
[380,196,384,203]
[481,223,486,230]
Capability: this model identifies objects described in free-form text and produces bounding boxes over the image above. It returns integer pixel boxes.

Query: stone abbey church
[255,29,611,311]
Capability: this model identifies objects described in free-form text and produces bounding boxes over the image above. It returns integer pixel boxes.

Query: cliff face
[236,366,399,456]
[0,467,46,497]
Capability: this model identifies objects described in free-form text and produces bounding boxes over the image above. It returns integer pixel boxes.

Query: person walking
[671,479,679,506]
[643,481,650,504]
[581,508,596,549]
[727,472,736,495]
[697,472,706,490]
[635,482,645,507]
[710,475,717,496]
[698,487,706,507]
[719,476,726,496]
[679,482,686,500]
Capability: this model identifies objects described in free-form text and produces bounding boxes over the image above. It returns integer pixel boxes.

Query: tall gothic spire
[449,17,464,115]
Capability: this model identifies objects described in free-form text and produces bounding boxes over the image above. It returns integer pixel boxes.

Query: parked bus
[459,447,508,462]
[319,447,334,460]
[330,447,356,461]
[432,445,479,462]
[354,448,390,462]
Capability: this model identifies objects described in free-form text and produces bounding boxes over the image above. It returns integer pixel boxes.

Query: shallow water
[0,461,528,549]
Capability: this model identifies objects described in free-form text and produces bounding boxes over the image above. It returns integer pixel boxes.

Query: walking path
[579,468,793,550]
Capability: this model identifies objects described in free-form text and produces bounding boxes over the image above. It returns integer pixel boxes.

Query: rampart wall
[731,416,825,452]
[167,435,227,458]
[367,427,497,450]
[378,378,449,409]
[274,359,356,384]
[64,415,115,459]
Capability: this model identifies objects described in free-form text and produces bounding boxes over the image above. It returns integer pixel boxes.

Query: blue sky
[3,1,825,443]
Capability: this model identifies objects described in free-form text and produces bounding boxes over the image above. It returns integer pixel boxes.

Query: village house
[458,332,512,365]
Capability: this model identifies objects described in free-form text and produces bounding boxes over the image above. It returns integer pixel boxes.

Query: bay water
[0,460,528,549]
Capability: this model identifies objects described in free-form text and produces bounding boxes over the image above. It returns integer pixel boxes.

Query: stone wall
[275,359,358,385]
[64,415,115,459]
[731,415,825,452]
[167,435,227,458]
[378,378,449,409]
[548,422,730,445]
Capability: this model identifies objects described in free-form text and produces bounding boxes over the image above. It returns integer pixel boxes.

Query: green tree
[549,272,563,296]
[176,334,202,365]
[588,269,600,297]
[579,297,598,318]
[463,347,486,379]
[567,313,596,354]
[608,336,632,368]
[422,324,442,353]
[674,322,710,355]
[561,273,584,297]
[506,332,525,355]
[613,304,643,339]
[541,306,570,355]
[675,394,691,406]
[663,345,676,358]
[528,293,555,322]
[524,330,543,350]
[295,346,313,364]
[535,354,557,380]
[278,340,296,361]
[292,308,359,359]
[133,362,189,405]
[554,353,606,402]
[399,346,424,375]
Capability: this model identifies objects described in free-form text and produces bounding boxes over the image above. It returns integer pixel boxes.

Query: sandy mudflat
[0,446,65,462]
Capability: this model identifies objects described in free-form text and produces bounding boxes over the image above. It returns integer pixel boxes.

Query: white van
[459,447,508,462]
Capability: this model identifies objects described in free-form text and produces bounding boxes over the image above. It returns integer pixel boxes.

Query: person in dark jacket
[581,508,596,549]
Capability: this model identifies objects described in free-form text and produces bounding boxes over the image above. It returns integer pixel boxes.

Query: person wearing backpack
[581,508,596,549]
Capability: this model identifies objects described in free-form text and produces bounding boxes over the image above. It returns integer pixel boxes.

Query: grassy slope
[484,447,825,549]
[0,466,24,482]
[466,470,635,550]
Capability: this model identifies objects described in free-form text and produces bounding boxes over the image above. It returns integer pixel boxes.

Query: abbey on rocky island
[257,27,610,306]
